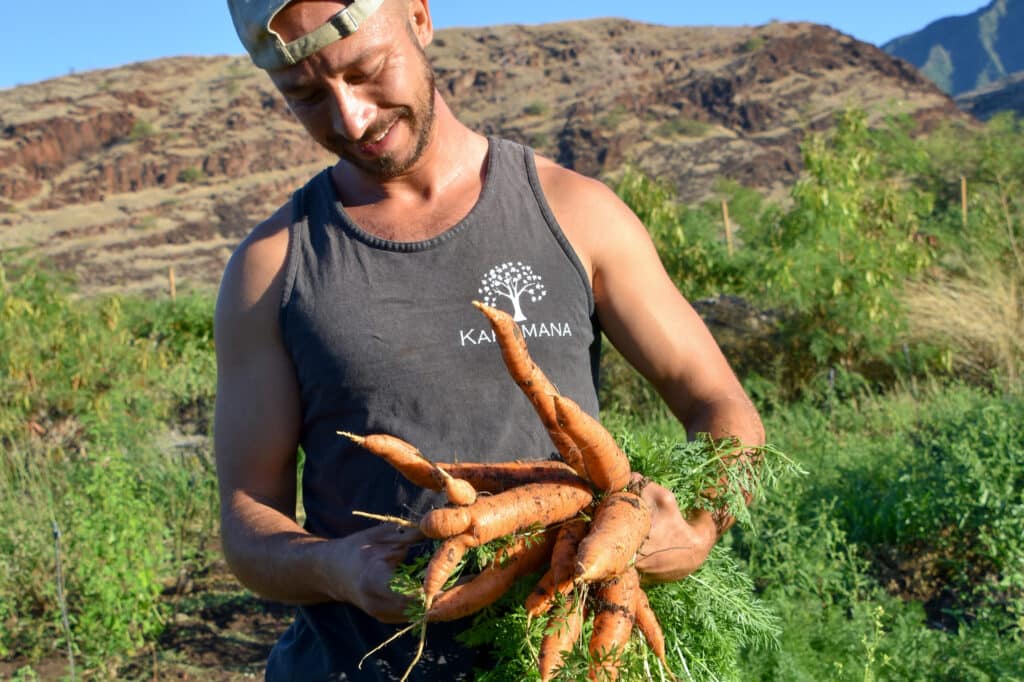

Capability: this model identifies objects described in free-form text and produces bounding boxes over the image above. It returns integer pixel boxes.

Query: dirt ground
[1,559,293,681]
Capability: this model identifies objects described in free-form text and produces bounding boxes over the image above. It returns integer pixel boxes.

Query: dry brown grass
[903,265,1023,385]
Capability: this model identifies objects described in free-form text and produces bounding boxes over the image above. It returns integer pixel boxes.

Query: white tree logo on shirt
[478,262,547,322]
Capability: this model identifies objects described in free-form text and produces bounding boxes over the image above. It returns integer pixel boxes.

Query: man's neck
[328,93,491,241]
[331,93,487,208]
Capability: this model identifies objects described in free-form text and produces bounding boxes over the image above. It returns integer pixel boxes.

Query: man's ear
[407,0,433,48]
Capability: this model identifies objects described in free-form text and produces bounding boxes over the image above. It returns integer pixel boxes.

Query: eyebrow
[274,43,387,93]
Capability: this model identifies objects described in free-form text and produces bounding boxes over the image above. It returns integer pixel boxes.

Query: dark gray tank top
[268,137,602,681]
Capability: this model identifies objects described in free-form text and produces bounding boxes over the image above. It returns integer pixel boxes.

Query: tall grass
[902,266,1023,385]
[0,261,218,665]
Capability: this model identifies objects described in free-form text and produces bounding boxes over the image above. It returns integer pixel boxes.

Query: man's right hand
[331,523,426,623]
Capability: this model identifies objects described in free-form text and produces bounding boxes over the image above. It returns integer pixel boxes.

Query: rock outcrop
[0,20,963,296]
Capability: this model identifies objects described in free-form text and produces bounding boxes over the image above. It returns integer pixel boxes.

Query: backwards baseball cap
[228,0,385,70]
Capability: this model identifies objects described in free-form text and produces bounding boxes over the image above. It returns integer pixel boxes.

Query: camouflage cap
[227,0,385,70]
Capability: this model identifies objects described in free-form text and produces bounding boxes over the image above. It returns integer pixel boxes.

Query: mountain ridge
[0,19,963,297]
[883,0,1024,95]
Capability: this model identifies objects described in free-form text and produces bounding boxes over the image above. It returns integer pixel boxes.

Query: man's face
[267,0,436,178]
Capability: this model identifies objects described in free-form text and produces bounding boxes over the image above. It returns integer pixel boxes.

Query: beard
[323,41,437,179]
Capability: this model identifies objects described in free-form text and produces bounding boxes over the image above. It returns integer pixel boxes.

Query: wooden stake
[961,176,968,228]
[168,266,177,300]
[722,200,735,256]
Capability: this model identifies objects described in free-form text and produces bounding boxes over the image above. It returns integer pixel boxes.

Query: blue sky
[0,1,987,90]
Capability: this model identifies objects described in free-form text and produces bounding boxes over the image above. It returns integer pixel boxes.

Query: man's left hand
[633,478,718,583]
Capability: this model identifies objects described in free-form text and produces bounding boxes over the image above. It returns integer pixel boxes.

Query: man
[215,0,765,679]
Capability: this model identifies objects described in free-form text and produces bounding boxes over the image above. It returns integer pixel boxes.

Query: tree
[478,262,547,322]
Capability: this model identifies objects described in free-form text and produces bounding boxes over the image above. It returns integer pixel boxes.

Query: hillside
[0,19,961,297]
[883,0,1024,95]
[956,69,1024,118]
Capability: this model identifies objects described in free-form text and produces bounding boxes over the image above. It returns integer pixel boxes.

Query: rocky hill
[0,19,962,297]
[883,0,1024,95]
[956,69,1024,118]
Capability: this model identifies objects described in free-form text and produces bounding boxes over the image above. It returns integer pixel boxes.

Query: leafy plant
[750,109,935,386]
[128,119,156,141]
[657,116,712,138]
[177,166,205,183]
[523,101,549,117]
[60,454,170,661]
[0,259,218,665]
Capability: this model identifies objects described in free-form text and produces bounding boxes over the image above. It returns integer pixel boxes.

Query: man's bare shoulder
[216,200,294,322]
[532,154,617,204]
[531,153,651,273]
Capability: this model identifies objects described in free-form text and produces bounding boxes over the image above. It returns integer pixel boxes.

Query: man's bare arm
[537,160,766,581]
[213,208,419,621]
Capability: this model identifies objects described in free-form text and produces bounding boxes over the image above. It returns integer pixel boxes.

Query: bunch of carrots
[340,301,680,681]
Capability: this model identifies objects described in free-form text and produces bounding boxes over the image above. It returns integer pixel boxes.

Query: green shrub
[749,109,935,386]
[614,166,750,301]
[0,259,218,665]
[740,36,766,53]
[60,454,170,661]
[740,381,1024,680]
[657,116,712,138]
[177,166,205,183]
[523,101,548,116]
[128,119,156,141]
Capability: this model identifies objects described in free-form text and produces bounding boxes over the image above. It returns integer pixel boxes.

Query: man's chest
[343,186,483,242]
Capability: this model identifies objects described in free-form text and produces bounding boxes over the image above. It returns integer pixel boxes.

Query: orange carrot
[526,517,589,618]
[550,518,590,585]
[438,460,587,493]
[551,395,631,493]
[434,467,477,506]
[457,480,593,548]
[525,566,558,619]
[472,301,585,474]
[338,431,441,491]
[588,567,640,681]
[634,587,670,674]
[420,480,591,543]
[426,531,554,622]
[419,505,472,539]
[538,594,585,681]
[574,492,651,584]
[422,534,473,608]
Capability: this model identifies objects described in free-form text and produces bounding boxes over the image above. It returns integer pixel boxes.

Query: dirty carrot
[426,531,554,622]
[449,480,593,547]
[438,459,587,493]
[338,431,441,491]
[419,505,472,539]
[538,594,585,681]
[551,395,632,493]
[526,517,589,618]
[574,492,651,584]
[422,534,473,608]
[434,467,477,506]
[525,566,559,619]
[634,587,671,675]
[472,301,583,472]
[588,567,640,681]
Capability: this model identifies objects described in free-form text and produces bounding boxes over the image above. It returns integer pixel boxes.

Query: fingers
[348,523,426,622]
[640,480,680,514]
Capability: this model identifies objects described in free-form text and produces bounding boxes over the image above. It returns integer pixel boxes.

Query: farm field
[1,110,1022,680]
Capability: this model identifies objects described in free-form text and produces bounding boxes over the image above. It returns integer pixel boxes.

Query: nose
[329,81,375,142]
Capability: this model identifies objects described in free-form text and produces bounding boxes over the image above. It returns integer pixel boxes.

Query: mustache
[329,108,413,147]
